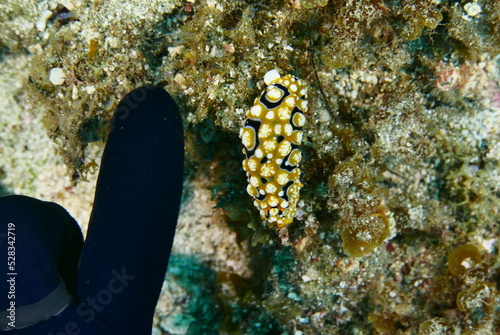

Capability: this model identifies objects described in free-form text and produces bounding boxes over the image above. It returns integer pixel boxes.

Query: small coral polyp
[240,70,307,228]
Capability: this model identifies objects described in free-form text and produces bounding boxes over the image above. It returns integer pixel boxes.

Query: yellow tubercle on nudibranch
[239,70,307,228]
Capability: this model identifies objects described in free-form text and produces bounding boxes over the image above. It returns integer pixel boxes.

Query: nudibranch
[240,70,307,228]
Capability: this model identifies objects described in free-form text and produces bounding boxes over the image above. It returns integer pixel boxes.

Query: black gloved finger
[75,86,184,334]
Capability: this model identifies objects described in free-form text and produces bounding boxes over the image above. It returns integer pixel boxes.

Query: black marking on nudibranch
[242,118,261,157]
[259,84,290,109]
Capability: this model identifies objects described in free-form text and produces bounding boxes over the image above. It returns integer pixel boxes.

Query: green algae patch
[301,0,329,9]
[447,244,482,277]
[328,159,394,257]
[341,204,392,257]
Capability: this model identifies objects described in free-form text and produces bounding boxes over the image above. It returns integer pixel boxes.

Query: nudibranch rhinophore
[240,70,307,228]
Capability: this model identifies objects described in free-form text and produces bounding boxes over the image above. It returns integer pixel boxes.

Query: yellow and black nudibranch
[240,70,307,228]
